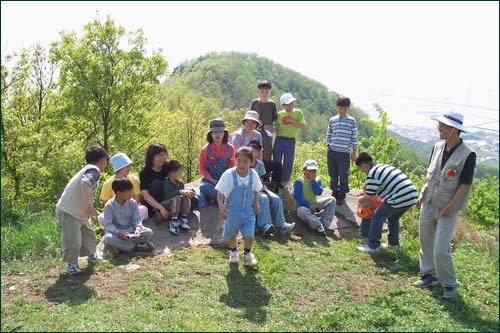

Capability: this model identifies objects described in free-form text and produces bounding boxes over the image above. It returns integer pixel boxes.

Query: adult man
[414,111,476,299]
[355,152,418,253]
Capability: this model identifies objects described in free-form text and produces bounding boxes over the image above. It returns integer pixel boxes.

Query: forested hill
[169,52,370,142]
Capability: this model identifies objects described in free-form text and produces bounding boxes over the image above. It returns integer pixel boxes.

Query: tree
[50,15,168,153]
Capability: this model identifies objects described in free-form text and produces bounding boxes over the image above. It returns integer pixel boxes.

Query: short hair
[247,140,263,151]
[355,152,373,166]
[85,145,108,164]
[257,80,272,90]
[111,178,133,193]
[145,143,168,168]
[165,160,182,175]
[336,96,351,108]
[206,131,229,144]
[235,146,254,162]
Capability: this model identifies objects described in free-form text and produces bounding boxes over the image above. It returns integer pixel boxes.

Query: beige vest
[422,141,472,211]
[56,164,100,220]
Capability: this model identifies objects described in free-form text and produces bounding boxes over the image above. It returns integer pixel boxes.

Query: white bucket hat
[280,93,296,105]
[241,110,263,126]
[110,153,133,173]
[431,111,466,132]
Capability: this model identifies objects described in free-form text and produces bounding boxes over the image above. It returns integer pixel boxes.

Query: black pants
[263,160,283,185]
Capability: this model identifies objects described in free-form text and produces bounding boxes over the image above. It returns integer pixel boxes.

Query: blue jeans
[368,202,412,249]
[360,218,371,238]
[273,136,296,186]
[256,192,285,229]
[199,178,218,200]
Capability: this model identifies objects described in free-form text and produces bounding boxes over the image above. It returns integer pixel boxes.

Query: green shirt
[163,177,185,201]
[275,108,306,140]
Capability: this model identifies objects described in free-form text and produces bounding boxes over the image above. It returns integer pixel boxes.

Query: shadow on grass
[431,289,499,331]
[219,264,271,323]
[368,248,420,275]
[44,265,96,306]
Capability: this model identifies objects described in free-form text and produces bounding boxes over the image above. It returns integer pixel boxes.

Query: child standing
[161,160,195,235]
[216,147,262,267]
[55,146,108,275]
[98,152,148,226]
[231,110,263,150]
[293,159,337,235]
[326,96,358,205]
[102,178,154,254]
[250,80,277,162]
[274,93,306,188]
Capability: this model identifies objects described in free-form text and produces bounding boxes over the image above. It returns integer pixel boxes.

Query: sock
[244,248,251,255]
[230,247,237,253]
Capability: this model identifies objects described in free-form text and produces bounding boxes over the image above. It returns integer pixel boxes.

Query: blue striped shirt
[365,164,418,208]
[326,114,358,153]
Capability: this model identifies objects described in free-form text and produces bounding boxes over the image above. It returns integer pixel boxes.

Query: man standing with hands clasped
[414,111,476,299]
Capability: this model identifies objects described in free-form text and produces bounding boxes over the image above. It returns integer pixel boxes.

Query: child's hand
[86,205,96,219]
[310,204,318,213]
[135,227,141,237]
[219,207,228,219]
[254,203,260,215]
[159,206,169,220]
[118,231,128,240]
[184,191,195,199]
[282,116,291,125]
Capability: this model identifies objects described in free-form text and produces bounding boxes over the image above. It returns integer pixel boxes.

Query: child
[161,160,195,235]
[216,147,262,267]
[274,93,306,188]
[250,80,277,162]
[98,152,148,227]
[293,159,337,235]
[357,184,384,245]
[102,178,154,254]
[326,96,358,205]
[231,110,263,150]
[248,141,296,237]
[55,145,108,275]
[199,119,235,204]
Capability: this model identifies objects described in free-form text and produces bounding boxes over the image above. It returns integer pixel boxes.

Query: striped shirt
[326,114,358,153]
[365,164,418,208]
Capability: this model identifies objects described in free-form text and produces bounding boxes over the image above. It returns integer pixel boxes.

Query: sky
[2,1,499,131]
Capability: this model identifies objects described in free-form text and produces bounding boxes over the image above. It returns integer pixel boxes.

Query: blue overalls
[222,169,256,239]
[199,144,231,200]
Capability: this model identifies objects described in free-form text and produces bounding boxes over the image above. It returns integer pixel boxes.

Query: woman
[139,143,169,219]
[199,119,235,204]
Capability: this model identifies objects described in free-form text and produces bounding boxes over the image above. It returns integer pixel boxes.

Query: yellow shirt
[100,174,141,202]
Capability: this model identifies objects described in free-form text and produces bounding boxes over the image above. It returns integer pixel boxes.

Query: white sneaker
[280,222,296,235]
[243,252,257,267]
[382,243,400,249]
[357,244,380,253]
[229,251,238,264]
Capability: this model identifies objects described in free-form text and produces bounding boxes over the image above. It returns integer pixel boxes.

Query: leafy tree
[50,15,168,153]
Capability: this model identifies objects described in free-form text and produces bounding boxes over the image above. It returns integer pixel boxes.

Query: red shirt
[198,143,235,179]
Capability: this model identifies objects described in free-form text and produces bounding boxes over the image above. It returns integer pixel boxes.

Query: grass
[1,213,499,331]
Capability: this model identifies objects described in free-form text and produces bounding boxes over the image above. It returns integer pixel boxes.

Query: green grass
[1,224,498,331]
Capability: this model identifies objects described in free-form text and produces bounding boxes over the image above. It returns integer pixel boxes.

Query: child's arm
[103,204,118,235]
[217,191,227,219]
[326,119,332,145]
[131,201,143,233]
[311,178,324,196]
[253,191,260,215]
[293,180,311,209]
[351,120,358,162]
[80,181,96,221]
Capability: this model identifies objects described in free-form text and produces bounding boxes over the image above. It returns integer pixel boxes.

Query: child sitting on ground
[216,147,262,267]
[55,146,108,275]
[293,159,337,236]
[103,178,154,254]
[248,140,296,237]
[161,160,195,235]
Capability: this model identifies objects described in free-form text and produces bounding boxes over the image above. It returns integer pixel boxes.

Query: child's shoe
[179,216,191,230]
[67,263,82,275]
[279,222,296,235]
[169,219,180,235]
[87,254,99,264]
[316,224,326,236]
[357,244,380,253]
[262,224,276,237]
[136,241,155,252]
[229,251,238,264]
[243,252,257,267]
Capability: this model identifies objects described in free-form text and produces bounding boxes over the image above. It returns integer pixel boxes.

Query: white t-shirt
[215,167,262,198]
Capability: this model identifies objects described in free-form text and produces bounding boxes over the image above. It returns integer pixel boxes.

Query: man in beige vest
[414,111,476,299]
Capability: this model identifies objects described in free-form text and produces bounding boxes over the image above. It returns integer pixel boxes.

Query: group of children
[55,80,362,273]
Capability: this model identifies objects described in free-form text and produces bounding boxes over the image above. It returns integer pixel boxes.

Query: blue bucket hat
[110,153,133,173]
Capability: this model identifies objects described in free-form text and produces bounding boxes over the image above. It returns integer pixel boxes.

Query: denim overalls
[222,169,256,239]
[200,144,231,200]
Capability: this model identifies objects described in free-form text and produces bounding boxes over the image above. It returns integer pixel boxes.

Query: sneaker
[357,244,380,253]
[443,287,458,299]
[136,242,155,252]
[67,263,82,275]
[413,274,439,288]
[179,216,191,230]
[316,224,326,236]
[243,252,258,267]
[262,224,277,237]
[279,222,296,235]
[169,220,180,235]
[229,251,238,264]
[382,242,400,249]
[104,244,120,256]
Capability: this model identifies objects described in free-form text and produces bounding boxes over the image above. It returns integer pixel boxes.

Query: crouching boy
[103,178,154,254]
